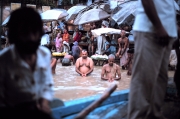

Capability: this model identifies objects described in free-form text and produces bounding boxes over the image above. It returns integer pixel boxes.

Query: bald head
[108,54,115,66]
[82,50,88,59]
[108,54,115,59]
[121,30,126,37]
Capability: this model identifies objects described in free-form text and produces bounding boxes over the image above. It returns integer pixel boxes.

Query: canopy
[41,9,68,22]
[91,27,129,37]
[73,9,110,25]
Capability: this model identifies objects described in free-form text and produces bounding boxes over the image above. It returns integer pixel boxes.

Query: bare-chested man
[75,50,94,77]
[101,54,121,82]
[116,30,129,67]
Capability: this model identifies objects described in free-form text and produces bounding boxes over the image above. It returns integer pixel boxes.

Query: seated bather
[101,54,121,82]
[75,50,94,77]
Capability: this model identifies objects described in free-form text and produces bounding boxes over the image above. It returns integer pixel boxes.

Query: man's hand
[81,73,87,77]
[155,27,170,47]
[108,78,114,82]
[116,53,119,57]
[108,78,112,82]
[37,98,51,114]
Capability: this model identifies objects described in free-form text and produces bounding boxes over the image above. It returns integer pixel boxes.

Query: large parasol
[111,0,137,25]
[73,9,110,25]
[41,9,68,22]
[66,5,87,22]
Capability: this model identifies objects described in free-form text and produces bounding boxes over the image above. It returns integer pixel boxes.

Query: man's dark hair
[7,7,44,44]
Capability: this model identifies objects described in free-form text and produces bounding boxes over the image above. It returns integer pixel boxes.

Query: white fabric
[41,34,50,45]
[96,35,106,55]
[169,49,177,66]
[63,41,70,53]
[91,28,129,37]
[0,45,54,107]
[133,0,177,37]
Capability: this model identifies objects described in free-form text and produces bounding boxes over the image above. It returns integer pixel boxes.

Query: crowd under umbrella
[40,9,68,22]
[73,8,110,25]
[66,5,87,23]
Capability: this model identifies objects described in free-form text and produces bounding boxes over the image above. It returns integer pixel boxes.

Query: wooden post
[74,83,117,119]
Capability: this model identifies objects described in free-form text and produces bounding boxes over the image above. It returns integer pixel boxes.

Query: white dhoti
[96,35,106,55]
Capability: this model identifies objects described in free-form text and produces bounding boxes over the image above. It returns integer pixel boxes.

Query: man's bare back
[64,54,74,63]
[75,50,94,77]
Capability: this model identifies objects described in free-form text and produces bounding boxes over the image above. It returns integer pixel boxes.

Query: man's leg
[150,38,174,118]
[128,32,166,119]
[51,58,57,74]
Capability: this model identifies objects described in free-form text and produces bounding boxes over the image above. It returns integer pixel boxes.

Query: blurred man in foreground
[101,54,121,82]
[128,0,177,118]
[0,7,54,119]
[75,50,94,77]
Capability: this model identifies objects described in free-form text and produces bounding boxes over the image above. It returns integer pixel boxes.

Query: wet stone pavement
[53,60,175,102]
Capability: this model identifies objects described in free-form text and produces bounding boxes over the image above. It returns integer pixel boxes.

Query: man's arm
[101,66,109,80]
[75,59,82,75]
[86,58,94,75]
[39,52,54,114]
[114,65,121,80]
[121,37,129,55]
[141,0,169,46]
[116,38,122,55]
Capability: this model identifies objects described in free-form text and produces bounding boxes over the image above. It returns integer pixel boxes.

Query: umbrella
[112,0,179,25]
[73,9,110,25]
[66,5,87,22]
[41,9,68,22]
[174,0,180,11]
[91,27,129,37]
[2,16,10,26]
[111,1,137,25]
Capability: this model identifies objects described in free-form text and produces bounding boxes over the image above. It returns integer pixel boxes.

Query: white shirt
[169,49,177,66]
[133,0,177,37]
[0,45,54,107]
[41,34,50,45]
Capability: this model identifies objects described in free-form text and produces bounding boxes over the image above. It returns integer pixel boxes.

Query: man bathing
[101,54,121,82]
[75,50,94,77]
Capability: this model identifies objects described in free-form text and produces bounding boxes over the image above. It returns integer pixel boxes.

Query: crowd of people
[38,15,135,77]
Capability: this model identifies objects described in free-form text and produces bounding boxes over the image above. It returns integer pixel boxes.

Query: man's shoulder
[0,45,14,59]
[103,64,108,68]
[87,57,93,61]
[38,46,51,57]
[77,57,82,61]
[115,63,120,68]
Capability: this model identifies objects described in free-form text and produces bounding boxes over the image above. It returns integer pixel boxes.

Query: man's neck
[21,53,37,72]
